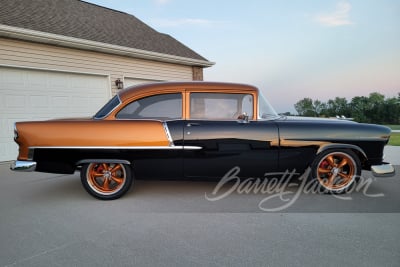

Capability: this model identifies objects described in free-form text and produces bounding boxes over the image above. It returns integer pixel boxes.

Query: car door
[115,92,184,179]
[183,92,279,179]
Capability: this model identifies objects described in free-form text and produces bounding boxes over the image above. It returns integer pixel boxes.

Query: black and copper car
[11,82,395,200]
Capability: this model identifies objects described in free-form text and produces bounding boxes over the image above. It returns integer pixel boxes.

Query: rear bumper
[371,163,395,177]
[10,161,37,172]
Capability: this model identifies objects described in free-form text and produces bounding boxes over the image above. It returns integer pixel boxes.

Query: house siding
[0,38,195,95]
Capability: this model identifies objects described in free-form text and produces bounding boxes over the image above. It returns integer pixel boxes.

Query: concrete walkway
[384,145,399,164]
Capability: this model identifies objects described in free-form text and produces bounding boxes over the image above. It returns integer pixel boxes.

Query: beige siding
[0,38,193,95]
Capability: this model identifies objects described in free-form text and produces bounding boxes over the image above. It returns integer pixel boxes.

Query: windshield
[93,95,121,119]
[258,91,279,120]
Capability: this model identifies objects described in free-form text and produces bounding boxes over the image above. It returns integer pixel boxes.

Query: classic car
[11,81,395,200]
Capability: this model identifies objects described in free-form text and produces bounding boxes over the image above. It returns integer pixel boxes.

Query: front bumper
[10,161,37,172]
[371,163,395,177]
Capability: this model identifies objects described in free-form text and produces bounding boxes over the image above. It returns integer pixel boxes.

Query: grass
[386,125,400,130]
[389,132,400,146]
[384,125,400,146]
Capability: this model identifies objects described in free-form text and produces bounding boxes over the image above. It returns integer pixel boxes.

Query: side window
[190,93,253,120]
[116,93,182,120]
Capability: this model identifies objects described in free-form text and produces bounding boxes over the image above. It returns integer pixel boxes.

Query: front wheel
[81,162,133,200]
[310,149,361,193]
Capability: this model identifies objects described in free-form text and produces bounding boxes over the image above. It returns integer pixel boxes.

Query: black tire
[80,162,133,200]
[310,149,361,194]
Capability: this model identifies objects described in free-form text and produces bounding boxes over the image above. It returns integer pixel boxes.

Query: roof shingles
[0,0,208,61]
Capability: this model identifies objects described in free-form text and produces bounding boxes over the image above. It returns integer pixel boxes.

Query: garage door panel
[1,68,25,87]
[0,119,9,138]
[30,95,49,109]
[5,94,26,109]
[0,67,109,161]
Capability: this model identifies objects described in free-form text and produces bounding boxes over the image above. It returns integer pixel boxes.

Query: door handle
[187,122,200,127]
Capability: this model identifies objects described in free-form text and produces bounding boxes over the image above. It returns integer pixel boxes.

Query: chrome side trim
[163,122,174,146]
[13,123,18,141]
[371,163,395,177]
[76,159,131,165]
[29,146,202,150]
[10,161,37,172]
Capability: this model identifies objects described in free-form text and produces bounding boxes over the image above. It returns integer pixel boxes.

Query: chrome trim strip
[29,146,202,150]
[371,163,395,177]
[93,95,122,120]
[76,159,131,165]
[10,161,37,172]
[163,122,174,146]
[13,123,18,141]
[183,146,201,150]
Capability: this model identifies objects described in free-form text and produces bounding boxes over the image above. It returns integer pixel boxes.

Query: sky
[85,0,399,113]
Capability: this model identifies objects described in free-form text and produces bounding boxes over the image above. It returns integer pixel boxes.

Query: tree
[350,96,369,122]
[382,97,400,124]
[293,91,400,123]
[294,98,315,116]
[365,92,385,123]
[313,100,326,117]
[325,97,349,117]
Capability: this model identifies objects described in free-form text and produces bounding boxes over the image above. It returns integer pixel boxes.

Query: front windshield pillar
[258,91,279,120]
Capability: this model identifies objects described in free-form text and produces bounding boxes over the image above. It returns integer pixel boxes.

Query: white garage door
[0,67,110,162]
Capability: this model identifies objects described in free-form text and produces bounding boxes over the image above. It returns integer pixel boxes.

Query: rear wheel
[310,149,361,193]
[80,162,133,200]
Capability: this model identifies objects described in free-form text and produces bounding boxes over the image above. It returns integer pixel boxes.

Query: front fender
[317,143,367,161]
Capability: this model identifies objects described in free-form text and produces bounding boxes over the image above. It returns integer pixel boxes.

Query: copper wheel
[312,150,361,193]
[81,162,133,200]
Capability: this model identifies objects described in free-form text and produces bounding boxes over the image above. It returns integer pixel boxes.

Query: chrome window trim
[163,122,174,146]
[93,95,122,120]
[29,146,202,150]
[115,93,182,120]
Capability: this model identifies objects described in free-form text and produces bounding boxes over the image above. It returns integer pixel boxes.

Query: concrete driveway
[0,147,399,266]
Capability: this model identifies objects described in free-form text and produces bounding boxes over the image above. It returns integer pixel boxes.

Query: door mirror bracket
[237,113,249,123]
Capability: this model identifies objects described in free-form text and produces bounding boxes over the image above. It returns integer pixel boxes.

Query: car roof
[118,81,259,102]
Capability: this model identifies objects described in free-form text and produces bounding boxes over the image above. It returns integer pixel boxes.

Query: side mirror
[237,112,249,123]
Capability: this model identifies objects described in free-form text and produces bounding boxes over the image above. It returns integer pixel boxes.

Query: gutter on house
[0,24,215,68]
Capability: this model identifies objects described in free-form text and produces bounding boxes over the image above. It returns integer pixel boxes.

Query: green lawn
[389,132,400,146]
[386,125,400,130]
[385,125,400,146]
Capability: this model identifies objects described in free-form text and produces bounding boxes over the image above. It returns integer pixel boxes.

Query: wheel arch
[76,159,132,166]
[316,143,368,167]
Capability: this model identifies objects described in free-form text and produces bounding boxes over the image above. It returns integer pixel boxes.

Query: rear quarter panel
[15,120,169,160]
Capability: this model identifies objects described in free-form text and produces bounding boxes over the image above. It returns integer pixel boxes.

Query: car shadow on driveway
[2,164,399,213]
[125,167,400,213]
